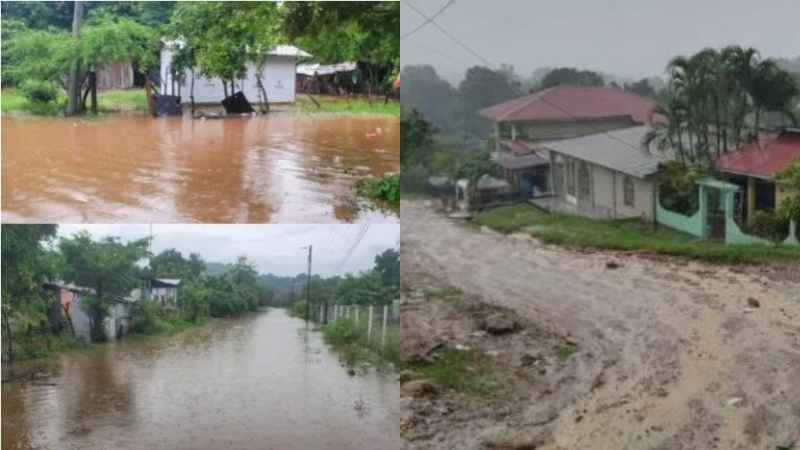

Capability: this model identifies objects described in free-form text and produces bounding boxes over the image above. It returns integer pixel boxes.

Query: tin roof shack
[159,41,311,105]
[44,283,137,341]
[140,278,181,310]
[297,62,358,95]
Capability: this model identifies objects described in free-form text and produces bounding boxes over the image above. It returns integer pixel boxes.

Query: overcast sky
[401,0,800,83]
[55,224,399,278]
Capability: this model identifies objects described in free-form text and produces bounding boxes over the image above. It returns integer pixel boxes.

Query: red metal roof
[477,85,657,124]
[716,132,800,179]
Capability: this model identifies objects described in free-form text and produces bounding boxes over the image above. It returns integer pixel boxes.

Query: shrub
[20,80,57,104]
[132,299,164,334]
[744,210,790,242]
[322,319,360,347]
[357,174,400,206]
[658,161,706,215]
[400,165,430,194]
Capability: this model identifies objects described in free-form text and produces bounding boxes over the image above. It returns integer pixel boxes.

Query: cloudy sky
[401,0,800,83]
[55,224,399,277]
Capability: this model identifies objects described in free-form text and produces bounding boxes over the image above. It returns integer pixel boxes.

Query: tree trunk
[3,313,13,362]
[190,69,195,117]
[63,304,76,338]
[223,82,228,99]
[256,74,269,113]
[90,68,98,115]
[66,1,85,116]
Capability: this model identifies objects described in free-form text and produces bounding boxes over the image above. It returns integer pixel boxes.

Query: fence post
[382,304,388,347]
[367,305,373,341]
[355,307,359,327]
[346,305,350,320]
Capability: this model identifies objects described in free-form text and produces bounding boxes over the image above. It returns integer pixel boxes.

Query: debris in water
[606,261,621,269]
[747,297,761,308]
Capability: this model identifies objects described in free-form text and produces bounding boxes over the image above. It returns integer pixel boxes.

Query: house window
[578,162,591,198]
[623,176,635,207]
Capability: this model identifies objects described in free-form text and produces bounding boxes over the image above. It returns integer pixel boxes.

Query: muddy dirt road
[402,200,800,449]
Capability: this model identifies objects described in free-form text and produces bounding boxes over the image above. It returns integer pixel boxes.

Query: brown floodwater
[1,309,399,450]
[1,114,399,223]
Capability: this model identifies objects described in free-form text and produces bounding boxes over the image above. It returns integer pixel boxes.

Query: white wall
[160,49,297,104]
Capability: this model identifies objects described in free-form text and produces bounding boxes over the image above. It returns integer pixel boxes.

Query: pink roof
[478,85,657,124]
[716,132,800,179]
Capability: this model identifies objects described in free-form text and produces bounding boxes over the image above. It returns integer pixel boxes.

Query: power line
[400,0,492,67]
[401,0,456,40]
[400,0,647,153]
[336,224,370,272]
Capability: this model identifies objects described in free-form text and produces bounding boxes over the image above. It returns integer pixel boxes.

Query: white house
[159,40,312,105]
[139,277,182,309]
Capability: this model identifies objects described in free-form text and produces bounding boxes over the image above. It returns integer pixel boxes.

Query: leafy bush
[357,174,400,206]
[658,161,704,215]
[323,319,361,347]
[743,210,790,242]
[400,165,430,194]
[132,298,165,334]
[20,80,57,104]
[290,300,311,319]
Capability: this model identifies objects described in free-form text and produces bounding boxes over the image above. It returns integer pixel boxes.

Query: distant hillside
[202,262,339,297]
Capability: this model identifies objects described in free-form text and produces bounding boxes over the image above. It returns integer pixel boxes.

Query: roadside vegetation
[474,203,800,263]
[356,174,400,207]
[287,248,400,369]
[1,224,276,363]
[295,96,399,116]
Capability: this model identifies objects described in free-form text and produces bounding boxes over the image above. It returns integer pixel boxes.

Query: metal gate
[707,188,726,240]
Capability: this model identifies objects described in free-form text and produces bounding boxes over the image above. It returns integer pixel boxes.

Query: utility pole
[305,245,313,328]
[66,1,84,115]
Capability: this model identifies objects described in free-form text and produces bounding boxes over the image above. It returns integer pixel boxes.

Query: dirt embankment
[400,200,800,450]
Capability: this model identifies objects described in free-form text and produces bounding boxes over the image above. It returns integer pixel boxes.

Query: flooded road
[402,200,800,449]
[1,114,398,223]
[1,309,399,450]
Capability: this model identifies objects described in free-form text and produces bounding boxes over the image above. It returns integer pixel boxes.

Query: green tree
[400,109,436,167]
[1,225,58,361]
[457,65,522,135]
[777,159,800,223]
[538,67,605,90]
[624,78,657,98]
[58,232,148,341]
[399,65,457,130]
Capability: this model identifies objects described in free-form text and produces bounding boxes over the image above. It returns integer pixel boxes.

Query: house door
[519,173,534,198]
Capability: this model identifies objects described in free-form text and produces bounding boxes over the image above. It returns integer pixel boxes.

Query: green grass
[2,334,96,362]
[322,317,400,368]
[294,95,399,116]
[552,342,580,362]
[1,88,148,115]
[408,348,500,395]
[473,203,800,264]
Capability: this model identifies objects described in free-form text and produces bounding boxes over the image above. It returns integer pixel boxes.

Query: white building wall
[160,49,297,104]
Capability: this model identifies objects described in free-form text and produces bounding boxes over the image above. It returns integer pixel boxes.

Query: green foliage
[657,161,706,215]
[322,318,400,368]
[399,65,457,129]
[743,210,790,242]
[323,319,361,347]
[474,203,800,263]
[777,159,800,223]
[408,348,497,395]
[538,67,605,90]
[357,174,400,206]
[456,66,523,135]
[400,164,431,194]
[623,78,657,98]
[400,109,436,167]
[334,271,389,305]
[19,80,57,104]
[646,46,800,165]
[132,298,164,334]
[290,300,310,319]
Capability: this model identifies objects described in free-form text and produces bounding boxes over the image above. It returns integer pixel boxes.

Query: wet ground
[1,309,399,450]
[1,114,398,223]
[401,200,800,449]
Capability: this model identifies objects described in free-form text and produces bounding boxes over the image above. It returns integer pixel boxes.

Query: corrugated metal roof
[716,132,800,179]
[154,278,182,286]
[477,85,657,124]
[162,39,311,58]
[297,62,357,76]
[540,126,671,178]
[495,152,549,170]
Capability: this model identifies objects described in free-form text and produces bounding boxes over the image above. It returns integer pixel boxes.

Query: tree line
[1,1,400,115]
[0,225,275,361]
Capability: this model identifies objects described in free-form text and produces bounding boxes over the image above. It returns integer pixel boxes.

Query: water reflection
[1,115,399,223]
[1,309,398,450]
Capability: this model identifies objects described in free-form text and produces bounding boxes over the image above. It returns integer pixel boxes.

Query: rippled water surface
[1,115,399,223]
[1,309,399,450]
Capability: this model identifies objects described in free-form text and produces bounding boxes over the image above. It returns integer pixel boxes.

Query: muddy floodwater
[1,309,399,450]
[1,114,398,223]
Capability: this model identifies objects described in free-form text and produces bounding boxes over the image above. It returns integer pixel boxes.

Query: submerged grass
[473,203,800,264]
[322,318,400,369]
[1,88,148,115]
[294,95,399,116]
